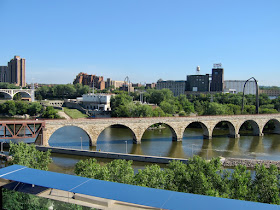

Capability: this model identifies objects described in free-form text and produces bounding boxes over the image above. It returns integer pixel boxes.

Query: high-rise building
[8,56,26,87]
[0,56,26,87]
[0,66,8,83]
[210,64,224,92]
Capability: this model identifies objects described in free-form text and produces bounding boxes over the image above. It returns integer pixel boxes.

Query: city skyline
[1,0,279,86]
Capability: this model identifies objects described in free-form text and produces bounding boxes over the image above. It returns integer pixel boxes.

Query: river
[43,125,280,173]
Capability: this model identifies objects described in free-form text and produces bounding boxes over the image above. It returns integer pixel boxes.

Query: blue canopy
[0,165,278,210]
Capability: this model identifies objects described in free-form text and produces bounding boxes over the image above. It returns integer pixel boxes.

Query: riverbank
[36,146,280,168]
[221,157,280,169]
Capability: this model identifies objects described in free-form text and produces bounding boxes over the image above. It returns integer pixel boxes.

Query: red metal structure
[0,120,45,140]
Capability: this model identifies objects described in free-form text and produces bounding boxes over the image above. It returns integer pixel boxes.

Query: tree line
[4,142,280,208]
[111,89,280,117]
[0,101,59,119]
[35,83,90,100]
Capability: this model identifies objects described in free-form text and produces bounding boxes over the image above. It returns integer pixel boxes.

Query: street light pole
[40,134,42,146]
[192,144,194,157]
[125,141,127,154]
[80,137,83,150]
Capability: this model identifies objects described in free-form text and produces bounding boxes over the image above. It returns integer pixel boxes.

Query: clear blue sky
[1,0,279,85]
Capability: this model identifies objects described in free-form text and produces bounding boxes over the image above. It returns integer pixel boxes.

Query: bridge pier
[254,132,264,137]
[229,134,240,138]
[203,135,212,140]
[35,129,49,146]
[133,139,141,144]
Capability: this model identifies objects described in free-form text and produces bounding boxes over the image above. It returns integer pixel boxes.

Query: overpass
[0,89,34,101]
[36,114,280,146]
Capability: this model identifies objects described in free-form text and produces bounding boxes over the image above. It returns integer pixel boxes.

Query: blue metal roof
[0,165,279,210]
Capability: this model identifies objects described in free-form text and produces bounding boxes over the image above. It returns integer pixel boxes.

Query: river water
[44,125,280,173]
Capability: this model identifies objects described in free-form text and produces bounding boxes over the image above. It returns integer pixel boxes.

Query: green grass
[63,107,88,119]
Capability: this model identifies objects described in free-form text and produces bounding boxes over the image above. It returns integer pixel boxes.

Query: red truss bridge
[0,120,45,140]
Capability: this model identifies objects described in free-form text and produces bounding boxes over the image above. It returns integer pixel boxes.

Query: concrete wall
[36,146,188,164]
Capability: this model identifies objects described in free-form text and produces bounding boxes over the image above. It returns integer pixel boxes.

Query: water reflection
[45,125,280,161]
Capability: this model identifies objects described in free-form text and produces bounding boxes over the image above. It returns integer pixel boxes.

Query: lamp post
[39,134,42,146]
[125,141,127,154]
[80,137,83,150]
[1,142,3,153]
[192,144,194,157]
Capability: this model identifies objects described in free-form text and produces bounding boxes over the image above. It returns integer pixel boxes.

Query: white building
[224,80,257,95]
[82,93,112,111]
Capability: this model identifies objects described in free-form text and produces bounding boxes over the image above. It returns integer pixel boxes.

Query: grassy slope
[63,107,88,119]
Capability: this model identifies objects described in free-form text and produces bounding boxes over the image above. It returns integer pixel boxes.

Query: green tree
[75,159,134,184]
[184,156,229,197]
[0,82,20,89]
[226,104,241,115]
[74,158,108,180]
[160,101,176,115]
[204,102,228,115]
[28,102,43,116]
[251,164,280,204]
[15,101,29,115]
[13,93,22,101]
[3,101,17,116]
[8,142,52,170]
[229,165,252,200]
[106,159,134,184]
[164,160,188,192]
[111,94,133,117]
[135,164,166,189]
[178,95,195,114]
[152,107,166,117]
[41,106,60,119]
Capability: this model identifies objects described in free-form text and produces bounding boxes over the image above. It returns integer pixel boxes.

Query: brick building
[73,72,105,90]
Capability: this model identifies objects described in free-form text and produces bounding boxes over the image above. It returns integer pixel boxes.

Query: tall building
[186,74,210,92]
[73,72,105,90]
[0,66,8,83]
[156,79,186,96]
[210,64,224,92]
[0,56,26,87]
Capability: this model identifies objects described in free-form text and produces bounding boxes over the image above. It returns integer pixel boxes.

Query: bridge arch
[95,124,138,145]
[238,120,262,136]
[184,121,211,139]
[140,122,179,143]
[0,91,13,99]
[262,119,280,135]
[44,125,93,146]
[13,90,32,99]
[212,120,239,138]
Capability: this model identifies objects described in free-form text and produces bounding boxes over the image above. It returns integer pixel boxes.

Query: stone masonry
[38,114,280,146]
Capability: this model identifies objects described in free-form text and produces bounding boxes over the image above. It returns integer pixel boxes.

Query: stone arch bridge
[38,114,280,146]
